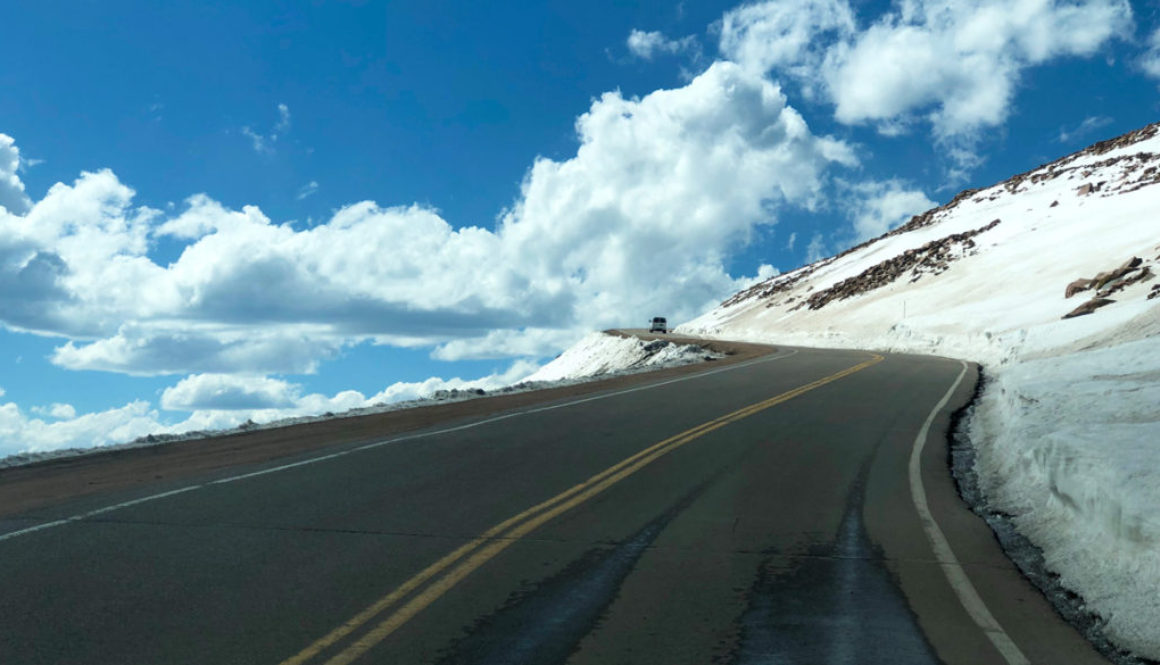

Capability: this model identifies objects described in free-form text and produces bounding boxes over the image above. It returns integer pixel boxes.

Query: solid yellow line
[280,353,883,665]
[277,380,768,665]
[278,401,748,665]
[278,421,729,665]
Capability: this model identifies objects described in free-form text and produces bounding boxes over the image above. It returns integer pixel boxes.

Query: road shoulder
[0,337,774,520]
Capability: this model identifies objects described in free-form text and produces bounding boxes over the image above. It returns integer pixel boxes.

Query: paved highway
[0,344,1110,664]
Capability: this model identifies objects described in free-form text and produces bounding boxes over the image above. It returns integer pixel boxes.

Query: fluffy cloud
[0,60,864,456]
[494,62,854,346]
[828,0,1132,138]
[0,134,31,215]
[31,403,78,420]
[718,0,854,84]
[1141,27,1160,80]
[0,400,163,456]
[842,179,937,241]
[161,374,301,410]
[52,325,343,376]
[163,360,539,438]
[720,0,1133,140]
[432,328,582,362]
[0,359,541,457]
[626,29,700,60]
[0,61,852,375]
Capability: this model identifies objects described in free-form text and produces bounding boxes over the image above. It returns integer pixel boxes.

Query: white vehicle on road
[648,317,668,333]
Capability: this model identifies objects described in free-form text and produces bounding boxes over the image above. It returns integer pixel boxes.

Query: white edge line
[2,348,798,542]
[908,361,1030,665]
[80,486,204,518]
[0,518,74,543]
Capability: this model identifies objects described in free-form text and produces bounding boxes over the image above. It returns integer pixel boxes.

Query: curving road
[0,342,1109,664]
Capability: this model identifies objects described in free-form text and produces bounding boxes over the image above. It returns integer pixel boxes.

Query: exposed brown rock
[803,219,1002,311]
[1090,257,1144,291]
[1065,278,1093,298]
[1098,265,1154,297]
[1062,298,1115,319]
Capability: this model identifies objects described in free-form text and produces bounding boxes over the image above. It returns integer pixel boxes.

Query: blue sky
[1,0,1158,455]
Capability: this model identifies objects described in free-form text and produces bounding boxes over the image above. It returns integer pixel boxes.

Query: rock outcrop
[1061,256,1155,319]
[1062,297,1116,319]
[802,219,1002,311]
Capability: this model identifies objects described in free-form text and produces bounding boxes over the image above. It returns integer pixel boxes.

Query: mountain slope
[682,122,1160,661]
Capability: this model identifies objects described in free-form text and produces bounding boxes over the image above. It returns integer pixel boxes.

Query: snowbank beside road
[680,122,1160,660]
[971,337,1160,658]
[522,332,722,383]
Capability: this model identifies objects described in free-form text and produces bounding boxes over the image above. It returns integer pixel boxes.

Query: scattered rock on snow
[1063,256,1153,311]
[1062,297,1116,319]
[1098,265,1153,297]
[1065,278,1093,298]
[803,219,1001,311]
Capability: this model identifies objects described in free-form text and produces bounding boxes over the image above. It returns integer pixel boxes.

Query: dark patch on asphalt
[727,462,943,665]
[949,373,1158,665]
[433,481,713,665]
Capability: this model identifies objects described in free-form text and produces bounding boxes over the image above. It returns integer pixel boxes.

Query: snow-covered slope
[523,332,722,383]
[682,122,1160,660]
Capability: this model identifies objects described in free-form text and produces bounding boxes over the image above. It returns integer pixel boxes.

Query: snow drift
[523,332,722,383]
[680,122,1160,659]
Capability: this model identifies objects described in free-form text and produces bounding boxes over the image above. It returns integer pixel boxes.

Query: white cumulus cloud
[719,0,855,84]
[842,179,937,241]
[0,134,32,215]
[0,61,853,375]
[1140,26,1160,80]
[161,374,301,411]
[720,0,1134,142]
[0,399,163,456]
[160,359,540,436]
[0,60,869,457]
[30,403,79,420]
[0,359,542,457]
[626,29,700,60]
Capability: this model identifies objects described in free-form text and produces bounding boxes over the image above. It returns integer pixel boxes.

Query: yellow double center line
[280,353,884,665]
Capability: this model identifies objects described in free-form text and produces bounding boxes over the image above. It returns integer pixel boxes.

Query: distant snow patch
[522,332,722,383]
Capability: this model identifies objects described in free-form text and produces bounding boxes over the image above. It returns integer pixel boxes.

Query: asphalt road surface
[0,344,1111,664]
